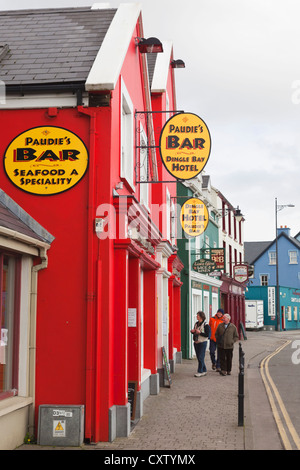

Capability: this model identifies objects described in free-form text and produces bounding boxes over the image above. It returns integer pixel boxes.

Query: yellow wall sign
[159,113,211,180]
[180,197,209,237]
[3,126,89,195]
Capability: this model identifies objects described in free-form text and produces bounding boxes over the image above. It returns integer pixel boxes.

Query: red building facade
[0,5,183,448]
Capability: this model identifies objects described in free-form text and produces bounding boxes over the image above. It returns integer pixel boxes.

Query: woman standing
[190,311,211,377]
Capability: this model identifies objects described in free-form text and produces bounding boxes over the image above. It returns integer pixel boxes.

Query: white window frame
[192,290,202,327]
[289,251,298,264]
[260,274,269,286]
[294,306,298,321]
[120,78,134,190]
[212,293,218,316]
[139,123,149,210]
[195,233,201,259]
[166,188,171,241]
[170,200,176,245]
[165,91,170,121]
[268,251,276,265]
[203,291,209,320]
[191,289,202,358]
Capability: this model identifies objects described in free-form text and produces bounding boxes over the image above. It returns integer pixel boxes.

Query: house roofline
[249,231,300,265]
[85,3,142,91]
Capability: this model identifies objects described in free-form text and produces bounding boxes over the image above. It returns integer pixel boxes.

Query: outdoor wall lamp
[234,207,244,223]
[171,59,185,68]
[136,37,163,53]
[217,206,244,222]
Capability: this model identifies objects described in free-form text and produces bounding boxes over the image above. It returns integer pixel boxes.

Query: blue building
[244,227,300,330]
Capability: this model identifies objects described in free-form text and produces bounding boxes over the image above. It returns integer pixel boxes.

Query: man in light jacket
[215,314,239,376]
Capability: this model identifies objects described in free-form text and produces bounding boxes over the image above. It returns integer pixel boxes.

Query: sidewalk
[17,330,298,451]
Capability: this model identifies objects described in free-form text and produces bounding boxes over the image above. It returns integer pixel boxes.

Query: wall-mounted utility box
[38,405,84,447]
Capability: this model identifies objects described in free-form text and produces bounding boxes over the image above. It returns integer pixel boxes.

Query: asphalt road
[261,337,300,450]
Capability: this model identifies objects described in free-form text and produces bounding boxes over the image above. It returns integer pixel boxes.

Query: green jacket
[215,322,239,349]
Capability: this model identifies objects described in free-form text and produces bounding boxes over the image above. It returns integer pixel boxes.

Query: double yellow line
[260,340,300,450]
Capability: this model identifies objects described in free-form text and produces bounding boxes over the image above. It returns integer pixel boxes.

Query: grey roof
[0,188,54,244]
[245,234,300,265]
[0,7,116,86]
[244,241,271,265]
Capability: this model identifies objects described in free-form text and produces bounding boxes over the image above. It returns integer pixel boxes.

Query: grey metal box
[38,405,84,447]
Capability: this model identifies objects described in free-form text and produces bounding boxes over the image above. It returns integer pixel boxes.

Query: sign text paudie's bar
[3,126,89,196]
[159,112,211,180]
[180,197,209,237]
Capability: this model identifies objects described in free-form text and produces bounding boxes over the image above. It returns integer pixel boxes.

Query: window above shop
[289,250,298,264]
[120,79,134,191]
[268,251,276,265]
[260,274,269,286]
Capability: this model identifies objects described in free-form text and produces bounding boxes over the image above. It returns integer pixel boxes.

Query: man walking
[215,314,239,376]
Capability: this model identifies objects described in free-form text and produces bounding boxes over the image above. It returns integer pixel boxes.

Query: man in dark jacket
[215,314,239,376]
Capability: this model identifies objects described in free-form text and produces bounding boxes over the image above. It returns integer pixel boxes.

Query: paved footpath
[17,330,300,451]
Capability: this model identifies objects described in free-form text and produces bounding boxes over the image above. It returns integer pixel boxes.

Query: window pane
[269,252,276,265]
[289,251,298,264]
[260,274,268,286]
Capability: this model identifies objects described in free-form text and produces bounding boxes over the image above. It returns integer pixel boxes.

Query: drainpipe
[28,245,49,437]
[77,105,97,442]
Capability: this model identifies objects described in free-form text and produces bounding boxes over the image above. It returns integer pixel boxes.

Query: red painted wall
[0,107,91,409]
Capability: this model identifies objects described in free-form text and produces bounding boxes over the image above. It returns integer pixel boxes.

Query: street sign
[210,248,225,270]
[159,112,211,180]
[193,258,216,274]
[180,197,208,237]
[233,264,248,283]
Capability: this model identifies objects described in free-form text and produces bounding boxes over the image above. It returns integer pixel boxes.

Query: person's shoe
[194,373,202,377]
[227,371,231,375]
[212,364,216,370]
[216,368,221,372]
[219,370,227,376]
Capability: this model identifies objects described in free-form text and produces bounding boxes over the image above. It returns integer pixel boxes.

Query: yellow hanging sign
[180,197,209,237]
[159,113,211,180]
[3,126,89,195]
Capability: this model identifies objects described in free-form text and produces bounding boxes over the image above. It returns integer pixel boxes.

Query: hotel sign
[180,197,209,237]
[4,126,89,195]
[159,113,211,180]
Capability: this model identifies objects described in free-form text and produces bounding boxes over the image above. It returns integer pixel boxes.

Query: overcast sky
[1,0,299,242]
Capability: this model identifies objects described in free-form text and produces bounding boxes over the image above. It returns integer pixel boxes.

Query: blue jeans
[194,341,207,373]
[209,340,220,368]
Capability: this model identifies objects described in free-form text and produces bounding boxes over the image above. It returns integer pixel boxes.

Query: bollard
[238,342,245,426]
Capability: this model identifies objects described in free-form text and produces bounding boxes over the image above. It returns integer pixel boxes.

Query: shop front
[220,273,245,335]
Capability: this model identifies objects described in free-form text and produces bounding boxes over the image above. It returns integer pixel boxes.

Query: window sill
[141,368,151,384]
[0,396,33,418]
